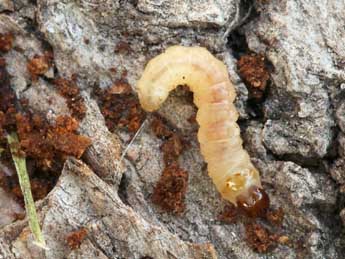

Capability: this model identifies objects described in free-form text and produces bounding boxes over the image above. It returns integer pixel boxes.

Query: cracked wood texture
[0,158,217,258]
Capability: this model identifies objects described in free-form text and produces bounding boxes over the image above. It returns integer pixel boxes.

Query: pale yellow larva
[137,46,268,214]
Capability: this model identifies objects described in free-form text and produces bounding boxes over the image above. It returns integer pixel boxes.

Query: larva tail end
[236,185,269,218]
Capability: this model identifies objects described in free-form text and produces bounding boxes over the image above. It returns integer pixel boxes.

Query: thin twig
[119,118,148,164]
[7,132,47,249]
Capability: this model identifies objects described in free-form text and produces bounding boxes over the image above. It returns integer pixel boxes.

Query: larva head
[219,168,268,217]
[236,185,269,218]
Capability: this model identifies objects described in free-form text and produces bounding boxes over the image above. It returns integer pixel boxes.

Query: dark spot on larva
[236,185,269,218]
[182,76,185,80]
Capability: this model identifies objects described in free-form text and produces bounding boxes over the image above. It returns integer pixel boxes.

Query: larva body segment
[137,46,267,210]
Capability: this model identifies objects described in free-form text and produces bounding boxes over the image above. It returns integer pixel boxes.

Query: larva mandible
[137,46,269,215]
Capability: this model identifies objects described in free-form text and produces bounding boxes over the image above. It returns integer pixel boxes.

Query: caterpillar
[137,46,269,216]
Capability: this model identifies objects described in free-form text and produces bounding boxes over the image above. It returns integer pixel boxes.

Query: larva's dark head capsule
[236,185,269,218]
